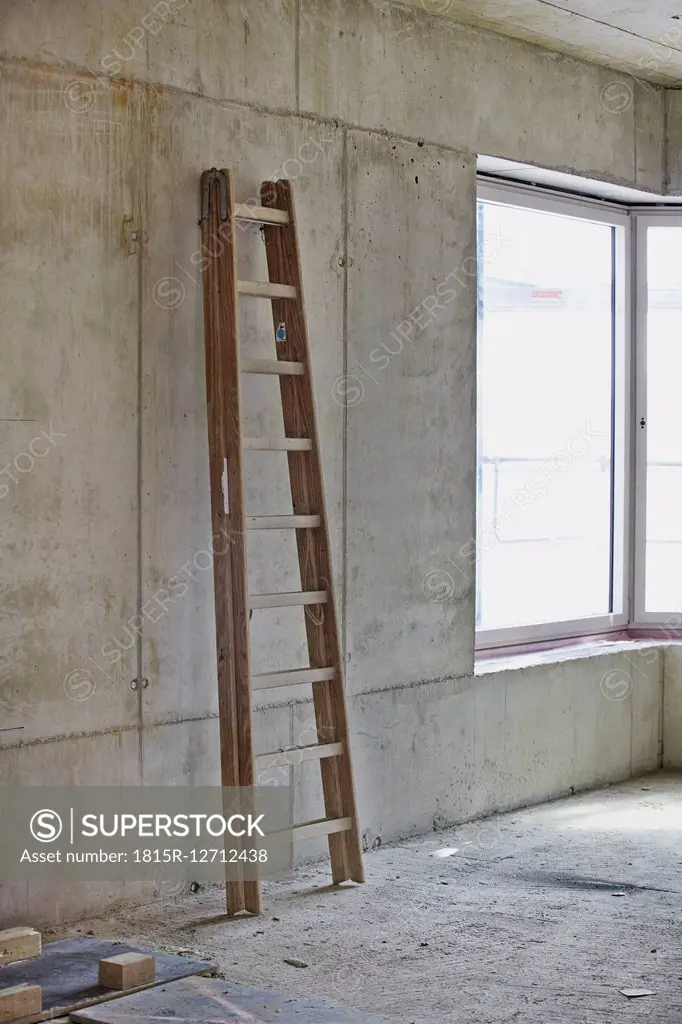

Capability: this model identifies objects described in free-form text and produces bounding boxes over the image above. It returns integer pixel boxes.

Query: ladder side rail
[201,169,260,915]
[260,180,365,884]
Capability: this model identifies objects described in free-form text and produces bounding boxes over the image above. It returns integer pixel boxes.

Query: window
[475,181,682,649]
[476,184,629,647]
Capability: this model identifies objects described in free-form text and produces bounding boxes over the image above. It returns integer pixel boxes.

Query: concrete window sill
[474,639,668,676]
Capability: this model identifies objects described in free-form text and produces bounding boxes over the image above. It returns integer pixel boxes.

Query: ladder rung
[251,666,336,690]
[292,817,353,842]
[246,515,321,530]
[255,742,343,769]
[234,203,290,225]
[237,280,297,299]
[244,437,312,451]
[249,590,327,610]
[241,359,305,376]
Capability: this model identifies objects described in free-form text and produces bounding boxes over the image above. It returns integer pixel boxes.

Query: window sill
[474,637,668,676]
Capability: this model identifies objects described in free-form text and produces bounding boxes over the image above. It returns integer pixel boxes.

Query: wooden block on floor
[0,983,42,1022]
[98,953,155,990]
[0,927,42,966]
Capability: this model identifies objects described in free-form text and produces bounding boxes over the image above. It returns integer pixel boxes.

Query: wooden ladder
[199,169,365,916]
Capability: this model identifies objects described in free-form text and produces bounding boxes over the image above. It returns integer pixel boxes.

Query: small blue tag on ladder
[276,322,286,343]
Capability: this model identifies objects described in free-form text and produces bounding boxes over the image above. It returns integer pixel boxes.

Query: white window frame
[475,180,632,651]
[632,212,682,626]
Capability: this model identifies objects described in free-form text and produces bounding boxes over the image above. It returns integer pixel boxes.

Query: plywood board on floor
[70,975,389,1023]
[0,938,210,1024]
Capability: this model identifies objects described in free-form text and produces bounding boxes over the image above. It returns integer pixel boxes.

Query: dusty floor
[53,773,682,1022]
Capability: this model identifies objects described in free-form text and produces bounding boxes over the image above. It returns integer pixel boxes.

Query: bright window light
[476,199,616,632]
[644,226,682,613]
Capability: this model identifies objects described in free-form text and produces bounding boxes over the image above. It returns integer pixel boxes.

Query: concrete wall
[0,0,668,926]
[356,645,663,849]
[663,646,682,767]
[665,89,682,193]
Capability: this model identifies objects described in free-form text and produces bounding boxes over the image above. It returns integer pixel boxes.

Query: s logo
[30,809,63,843]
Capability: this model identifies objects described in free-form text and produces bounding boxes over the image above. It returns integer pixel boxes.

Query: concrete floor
[51,772,682,1023]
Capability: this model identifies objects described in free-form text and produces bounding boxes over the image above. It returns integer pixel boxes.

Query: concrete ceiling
[400,0,682,86]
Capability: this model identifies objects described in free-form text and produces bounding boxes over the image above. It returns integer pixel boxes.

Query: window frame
[475,180,632,651]
[633,211,682,626]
